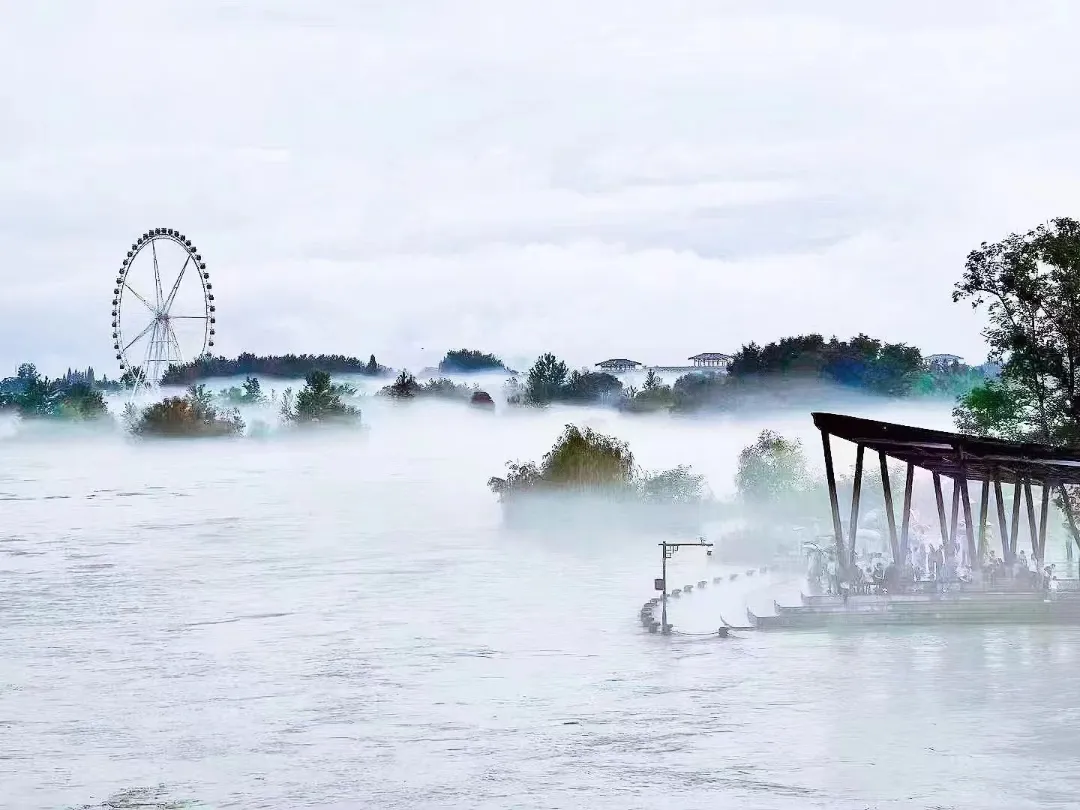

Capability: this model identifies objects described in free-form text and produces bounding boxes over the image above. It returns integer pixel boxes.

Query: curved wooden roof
[813,412,1080,485]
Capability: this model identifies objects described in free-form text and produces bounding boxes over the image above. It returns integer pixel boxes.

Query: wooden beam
[1038,484,1050,563]
[879,452,900,565]
[933,473,949,548]
[848,443,865,571]
[977,481,989,561]
[993,479,1010,563]
[1023,482,1039,561]
[899,463,914,563]
[820,430,846,568]
[960,478,976,568]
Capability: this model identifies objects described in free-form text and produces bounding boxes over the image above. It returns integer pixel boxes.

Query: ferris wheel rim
[111,228,218,389]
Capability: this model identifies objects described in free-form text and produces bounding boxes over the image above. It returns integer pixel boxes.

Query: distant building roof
[596,358,643,369]
[688,353,732,361]
[926,353,964,363]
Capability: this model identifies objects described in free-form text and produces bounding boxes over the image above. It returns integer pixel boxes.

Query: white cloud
[1,0,1079,375]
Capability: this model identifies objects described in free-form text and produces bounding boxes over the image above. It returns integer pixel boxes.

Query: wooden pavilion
[814,412,1080,575]
[688,352,732,369]
[595,358,643,372]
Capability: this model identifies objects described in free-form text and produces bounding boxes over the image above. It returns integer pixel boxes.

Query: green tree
[525,353,568,404]
[637,465,709,503]
[283,370,361,424]
[438,349,507,374]
[735,430,811,506]
[53,382,108,420]
[952,217,1080,445]
[487,424,708,506]
[386,370,419,398]
[621,372,675,413]
[539,425,635,488]
[561,370,622,403]
[242,376,266,404]
[953,378,1029,438]
[671,371,730,412]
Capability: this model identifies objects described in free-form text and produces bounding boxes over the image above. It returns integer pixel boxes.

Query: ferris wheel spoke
[125,284,156,314]
[165,321,185,367]
[138,321,158,386]
[151,240,165,309]
[169,315,207,319]
[122,318,156,353]
[162,255,190,314]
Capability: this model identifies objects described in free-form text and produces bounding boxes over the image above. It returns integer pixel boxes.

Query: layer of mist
[5,390,1078,808]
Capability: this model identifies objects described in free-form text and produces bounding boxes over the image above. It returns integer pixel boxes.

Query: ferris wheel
[111,228,217,388]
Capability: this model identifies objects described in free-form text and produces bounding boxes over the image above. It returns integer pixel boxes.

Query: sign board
[654,578,665,591]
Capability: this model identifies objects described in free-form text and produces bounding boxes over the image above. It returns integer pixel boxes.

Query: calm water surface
[2,398,1079,809]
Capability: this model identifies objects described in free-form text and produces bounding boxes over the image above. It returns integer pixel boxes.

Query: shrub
[488,424,707,504]
[132,385,245,437]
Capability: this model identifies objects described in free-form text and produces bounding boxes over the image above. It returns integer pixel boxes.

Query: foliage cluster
[129,385,245,438]
[728,333,926,397]
[948,216,1080,523]
[487,424,709,505]
[952,217,1080,447]
[280,371,361,425]
[380,370,481,401]
[218,376,269,406]
[516,353,624,406]
[733,428,904,530]
[0,363,109,421]
[438,349,510,374]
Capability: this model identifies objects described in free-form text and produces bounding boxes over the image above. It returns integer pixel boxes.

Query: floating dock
[732,589,1080,630]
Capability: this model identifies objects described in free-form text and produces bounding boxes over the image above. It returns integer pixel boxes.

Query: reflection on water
[3,397,1080,809]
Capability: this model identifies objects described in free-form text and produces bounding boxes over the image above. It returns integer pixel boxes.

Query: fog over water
[3,384,1080,809]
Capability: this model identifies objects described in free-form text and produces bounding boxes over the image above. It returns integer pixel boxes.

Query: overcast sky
[2,0,1079,376]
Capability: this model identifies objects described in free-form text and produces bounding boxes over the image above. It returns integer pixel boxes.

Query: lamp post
[657,538,714,634]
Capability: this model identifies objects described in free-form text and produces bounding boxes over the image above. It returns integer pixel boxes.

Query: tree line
[507,340,983,413]
[159,352,386,385]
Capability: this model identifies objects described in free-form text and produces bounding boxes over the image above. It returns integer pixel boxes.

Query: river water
[2,394,1079,809]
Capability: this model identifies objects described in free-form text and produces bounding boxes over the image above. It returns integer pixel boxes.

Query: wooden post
[879,452,900,565]
[933,473,949,548]
[994,479,1010,563]
[820,430,846,568]
[848,444,865,571]
[899,463,914,563]
[977,480,989,561]
[948,478,960,549]
[1060,485,1080,556]
[1009,481,1022,559]
[960,479,976,568]
[1023,482,1039,561]
[1038,484,1050,563]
